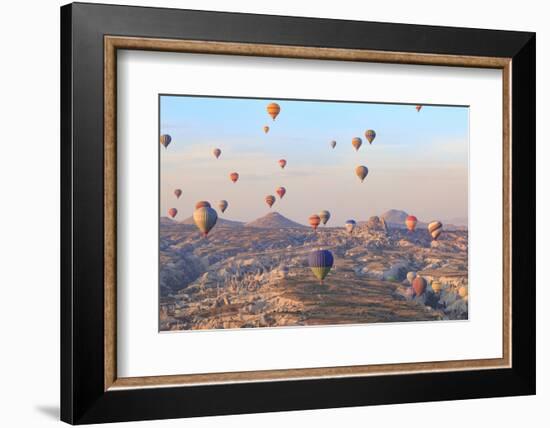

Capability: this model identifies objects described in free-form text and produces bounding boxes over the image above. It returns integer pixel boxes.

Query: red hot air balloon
[309,214,321,231]
[267,102,281,120]
[265,195,276,208]
[195,201,211,209]
[229,172,239,183]
[278,159,287,169]
[212,148,221,159]
[276,187,286,199]
[416,105,423,112]
[412,276,427,296]
[168,208,178,218]
[174,189,182,199]
[405,215,418,231]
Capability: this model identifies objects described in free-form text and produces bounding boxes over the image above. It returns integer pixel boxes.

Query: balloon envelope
[405,215,418,231]
[308,249,334,281]
[193,207,218,237]
[276,187,286,199]
[319,210,331,225]
[263,126,270,134]
[265,195,276,208]
[195,201,211,209]
[330,140,337,149]
[212,148,221,159]
[309,214,321,231]
[355,165,369,182]
[412,276,427,296]
[168,208,177,218]
[365,129,376,144]
[352,137,362,151]
[174,189,182,199]
[428,221,443,240]
[345,219,356,235]
[267,102,281,120]
[278,159,287,169]
[416,105,422,112]
[217,200,228,213]
[160,134,172,148]
[229,172,239,183]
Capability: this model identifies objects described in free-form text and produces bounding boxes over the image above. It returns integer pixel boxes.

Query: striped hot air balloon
[229,172,239,183]
[405,215,418,231]
[195,201,211,209]
[217,200,228,213]
[345,219,356,235]
[308,249,334,282]
[160,134,172,148]
[355,165,368,182]
[352,137,362,151]
[278,159,287,169]
[319,210,331,225]
[193,206,218,238]
[330,140,337,149]
[428,221,443,240]
[265,195,276,208]
[263,126,270,134]
[276,187,286,199]
[168,208,177,218]
[174,189,182,199]
[266,102,281,120]
[212,148,221,159]
[308,214,321,231]
[365,129,376,144]
[412,276,427,296]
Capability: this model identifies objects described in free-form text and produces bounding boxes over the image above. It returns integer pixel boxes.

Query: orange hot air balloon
[416,105,422,112]
[352,137,362,151]
[174,189,182,199]
[405,215,418,231]
[168,208,178,218]
[365,129,376,144]
[229,172,239,183]
[355,165,369,182]
[276,186,286,199]
[309,214,321,231]
[412,276,427,296]
[267,102,281,120]
[195,201,211,209]
[212,148,221,159]
[278,159,287,169]
[265,195,276,208]
[263,126,270,134]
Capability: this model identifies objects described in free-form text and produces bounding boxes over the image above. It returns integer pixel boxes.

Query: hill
[245,212,306,229]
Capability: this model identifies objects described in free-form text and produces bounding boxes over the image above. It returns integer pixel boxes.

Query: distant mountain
[245,212,306,229]
[179,216,244,227]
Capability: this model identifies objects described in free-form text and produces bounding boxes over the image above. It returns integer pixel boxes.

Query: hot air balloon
[212,148,221,159]
[405,215,418,231]
[428,221,443,240]
[267,102,281,120]
[365,129,376,144]
[412,276,427,296]
[263,126,270,134]
[168,208,177,218]
[308,249,334,282]
[278,159,287,169]
[431,281,442,293]
[217,200,228,213]
[195,201,211,209]
[416,105,422,112]
[355,165,369,182]
[229,172,239,183]
[265,195,276,208]
[407,271,417,284]
[319,210,331,225]
[276,187,286,199]
[352,137,362,151]
[345,219,356,235]
[309,214,321,231]
[193,206,218,238]
[330,140,337,149]
[174,189,182,199]
[160,134,172,148]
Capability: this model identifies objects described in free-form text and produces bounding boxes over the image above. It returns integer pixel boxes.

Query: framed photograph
[61,2,535,424]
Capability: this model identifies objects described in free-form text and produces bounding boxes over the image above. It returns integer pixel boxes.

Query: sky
[160,95,469,226]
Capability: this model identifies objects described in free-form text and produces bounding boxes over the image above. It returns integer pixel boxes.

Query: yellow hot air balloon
[352,137,362,151]
[193,206,218,238]
[428,221,443,240]
[431,281,442,293]
[355,165,368,182]
[266,102,281,120]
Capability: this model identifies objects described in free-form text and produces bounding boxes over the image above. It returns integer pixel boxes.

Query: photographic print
[159,95,469,331]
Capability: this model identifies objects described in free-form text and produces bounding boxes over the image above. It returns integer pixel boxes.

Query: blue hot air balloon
[308,249,334,282]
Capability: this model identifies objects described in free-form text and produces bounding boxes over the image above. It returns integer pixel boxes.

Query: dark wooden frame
[61,2,536,424]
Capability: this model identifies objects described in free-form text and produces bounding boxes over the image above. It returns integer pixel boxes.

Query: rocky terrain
[159,212,469,331]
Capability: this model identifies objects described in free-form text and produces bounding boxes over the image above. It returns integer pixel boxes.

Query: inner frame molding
[104,35,512,391]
